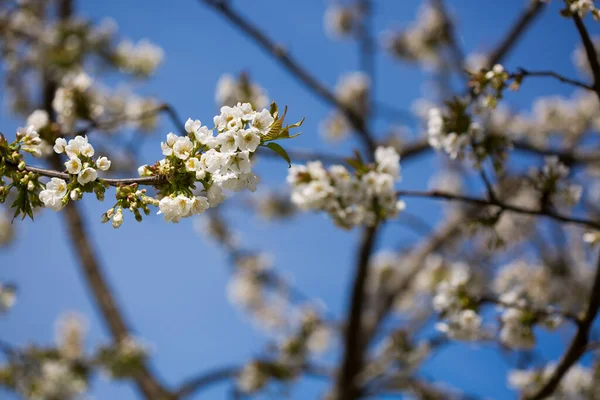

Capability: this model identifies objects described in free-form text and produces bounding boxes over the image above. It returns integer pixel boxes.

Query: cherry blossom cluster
[226,252,291,331]
[142,103,280,224]
[287,146,405,228]
[0,313,151,399]
[429,255,586,348]
[237,307,332,394]
[529,156,583,209]
[479,89,600,147]
[432,264,485,341]
[323,4,359,39]
[115,39,164,77]
[509,363,600,398]
[0,282,16,313]
[216,72,268,111]
[382,3,447,67]
[427,101,512,170]
[52,71,160,134]
[199,214,332,344]
[0,4,163,117]
[197,213,333,395]
[321,71,370,142]
[467,64,511,109]
[38,135,111,211]
[361,330,432,386]
[53,71,105,131]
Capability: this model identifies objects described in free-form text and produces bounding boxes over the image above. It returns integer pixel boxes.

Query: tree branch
[336,223,380,400]
[39,2,174,398]
[176,366,239,398]
[487,1,546,67]
[573,13,600,103]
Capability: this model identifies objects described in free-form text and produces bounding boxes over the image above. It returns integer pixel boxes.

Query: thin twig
[176,363,331,398]
[397,188,600,230]
[487,1,546,67]
[514,68,594,91]
[573,14,600,102]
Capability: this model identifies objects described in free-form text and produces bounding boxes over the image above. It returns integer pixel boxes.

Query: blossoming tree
[2,0,600,399]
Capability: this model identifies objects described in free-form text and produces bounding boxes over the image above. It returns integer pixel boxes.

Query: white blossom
[65,157,82,174]
[96,156,111,171]
[77,167,97,185]
[26,109,49,130]
[39,178,68,211]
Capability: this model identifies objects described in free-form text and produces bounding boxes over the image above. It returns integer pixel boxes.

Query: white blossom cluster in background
[0,312,151,399]
[427,107,484,161]
[235,305,333,394]
[103,89,161,133]
[529,156,583,208]
[426,253,590,349]
[53,71,105,131]
[288,146,405,228]
[227,253,289,331]
[216,73,269,111]
[0,210,14,246]
[197,215,333,395]
[323,4,359,39]
[382,3,447,67]
[509,363,600,398]
[432,264,486,341]
[0,282,16,313]
[494,258,591,316]
[52,71,160,133]
[321,71,370,142]
[115,39,164,77]
[480,89,600,147]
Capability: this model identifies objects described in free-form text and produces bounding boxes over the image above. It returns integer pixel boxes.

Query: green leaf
[262,108,286,142]
[269,102,279,119]
[265,142,291,167]
[344,158,363,171]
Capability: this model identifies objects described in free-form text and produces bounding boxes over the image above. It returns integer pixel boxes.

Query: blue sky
[1,1,599,399]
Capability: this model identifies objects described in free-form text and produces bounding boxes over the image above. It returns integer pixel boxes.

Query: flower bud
[70,189,82,201]
[112,209,123,229]
[17,161,26,170]
[95,189,105,201]
[27,181,35,191]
